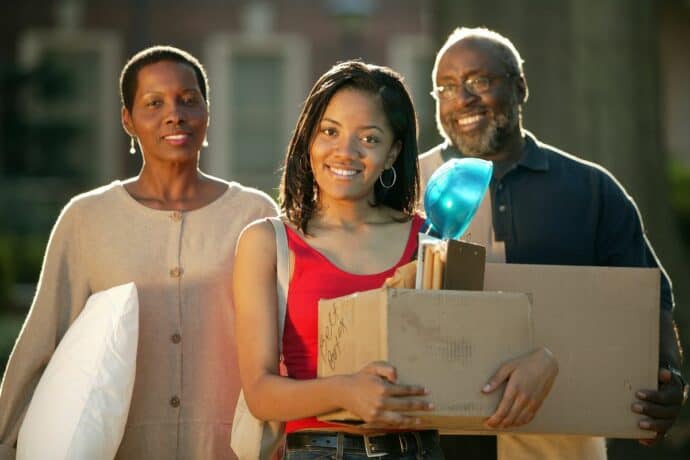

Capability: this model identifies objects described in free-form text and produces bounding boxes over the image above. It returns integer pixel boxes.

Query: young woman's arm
[233,220,433,427]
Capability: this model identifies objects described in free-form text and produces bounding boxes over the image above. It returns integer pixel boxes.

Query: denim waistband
[286,430,439,457]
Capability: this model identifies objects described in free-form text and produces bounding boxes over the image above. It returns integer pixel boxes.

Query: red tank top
[282,215,424,433]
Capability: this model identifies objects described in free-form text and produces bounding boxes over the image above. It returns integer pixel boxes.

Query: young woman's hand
[482,346,558,428]
[342,361,434,428]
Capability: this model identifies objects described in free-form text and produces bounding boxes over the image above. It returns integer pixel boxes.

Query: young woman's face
[309,88,400,205]
[122,60,208,164]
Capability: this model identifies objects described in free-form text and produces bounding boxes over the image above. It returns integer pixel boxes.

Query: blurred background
[0,0,688,457]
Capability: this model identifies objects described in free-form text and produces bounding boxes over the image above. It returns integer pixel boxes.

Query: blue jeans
[284,431,445,460]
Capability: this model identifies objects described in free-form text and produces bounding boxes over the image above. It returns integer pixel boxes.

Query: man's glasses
[431,73,516,100]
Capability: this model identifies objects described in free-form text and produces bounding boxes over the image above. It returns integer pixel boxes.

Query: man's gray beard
[442,104,519,158]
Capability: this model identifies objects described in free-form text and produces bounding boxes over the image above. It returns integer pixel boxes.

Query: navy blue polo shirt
[440,131,674,311]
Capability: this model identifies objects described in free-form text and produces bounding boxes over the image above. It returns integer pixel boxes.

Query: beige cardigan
[0,180,278,460]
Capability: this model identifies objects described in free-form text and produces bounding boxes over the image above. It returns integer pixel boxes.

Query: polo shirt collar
[519,130,549,172]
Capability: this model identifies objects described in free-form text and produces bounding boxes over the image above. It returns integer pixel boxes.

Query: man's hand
[633,367,688,446]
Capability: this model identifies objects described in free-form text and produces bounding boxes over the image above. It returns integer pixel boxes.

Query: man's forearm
[659,309,683,368]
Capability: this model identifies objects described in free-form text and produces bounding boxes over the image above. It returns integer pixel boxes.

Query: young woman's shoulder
[235,217,284,280]
[238,217,281,254]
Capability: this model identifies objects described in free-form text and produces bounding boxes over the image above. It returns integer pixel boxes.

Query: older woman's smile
[163,132,192,145]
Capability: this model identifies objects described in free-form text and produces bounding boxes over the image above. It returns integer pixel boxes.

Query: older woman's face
[123,60,208,163]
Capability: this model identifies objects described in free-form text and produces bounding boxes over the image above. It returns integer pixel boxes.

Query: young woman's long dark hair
[280,60,420,233]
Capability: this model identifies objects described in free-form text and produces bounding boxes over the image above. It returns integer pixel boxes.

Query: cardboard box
[480,263,659,438]
[319,263,659,439]
[318,289,534,429]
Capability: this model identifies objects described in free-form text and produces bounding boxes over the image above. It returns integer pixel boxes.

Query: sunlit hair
[432,27,527,99]
[280,60,419,233]
[119,45,209,112]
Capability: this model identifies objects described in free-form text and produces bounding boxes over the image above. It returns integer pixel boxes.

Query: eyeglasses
[430,73,516,100]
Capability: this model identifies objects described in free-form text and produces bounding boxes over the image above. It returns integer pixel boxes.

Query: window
[2,29,122,235]
[16,29,123,183]
[204,34,309,194]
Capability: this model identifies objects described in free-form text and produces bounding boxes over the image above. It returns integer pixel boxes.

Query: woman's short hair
[119,45,209,112]
[280,60,419,233]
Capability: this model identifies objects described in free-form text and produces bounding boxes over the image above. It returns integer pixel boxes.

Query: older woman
[0,46,277,459]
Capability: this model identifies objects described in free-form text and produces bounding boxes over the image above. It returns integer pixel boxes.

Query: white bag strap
[267,217,289,353]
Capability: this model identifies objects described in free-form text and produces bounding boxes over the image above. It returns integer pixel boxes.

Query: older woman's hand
[482,346,558,429]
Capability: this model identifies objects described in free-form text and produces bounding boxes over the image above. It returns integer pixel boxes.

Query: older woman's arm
[0,200,91,458]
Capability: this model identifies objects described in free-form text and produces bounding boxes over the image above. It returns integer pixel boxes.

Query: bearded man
[419,27,686,460]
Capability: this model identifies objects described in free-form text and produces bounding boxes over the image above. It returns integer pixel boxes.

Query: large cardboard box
[318,289,534,428]
[481,263,659,438]
[319,263,660,439]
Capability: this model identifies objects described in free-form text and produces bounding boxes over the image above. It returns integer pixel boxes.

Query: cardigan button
[170,267,183,278]
[170,211,183,222]
[171,333,181,344]
[170,396,180,408]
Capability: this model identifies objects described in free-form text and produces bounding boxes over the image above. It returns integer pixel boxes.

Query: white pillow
[17,282,139,460]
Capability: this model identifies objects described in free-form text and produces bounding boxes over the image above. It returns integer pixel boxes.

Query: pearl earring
[129,137,137,155]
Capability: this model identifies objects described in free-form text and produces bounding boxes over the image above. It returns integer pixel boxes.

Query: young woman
[0,46,277,459]
[233,60,557,459]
